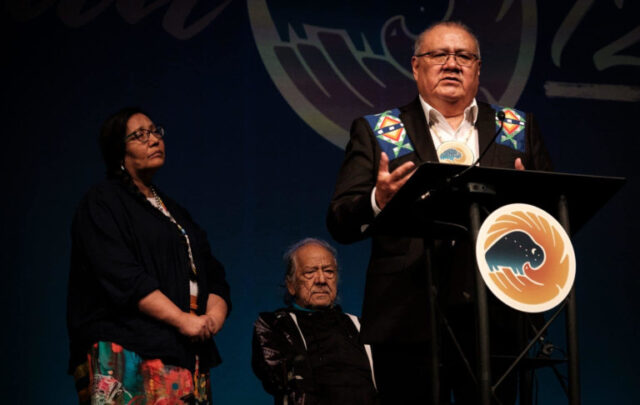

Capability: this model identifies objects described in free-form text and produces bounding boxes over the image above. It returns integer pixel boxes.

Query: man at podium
[327,21,552,404]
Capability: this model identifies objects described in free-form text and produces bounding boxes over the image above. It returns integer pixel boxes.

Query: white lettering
[7,0,56,22]
[57,0,113,28]
[116,0,170,24]
[8,0,232,40]
[162,0,232,40]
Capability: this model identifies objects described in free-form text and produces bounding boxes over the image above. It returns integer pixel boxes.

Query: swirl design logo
[475,203,576,312]
[248,0,538,149]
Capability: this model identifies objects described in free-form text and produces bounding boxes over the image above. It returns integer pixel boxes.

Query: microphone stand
[449,110,506,182]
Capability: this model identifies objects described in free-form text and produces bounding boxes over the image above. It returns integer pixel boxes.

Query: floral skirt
[73,341,211,404]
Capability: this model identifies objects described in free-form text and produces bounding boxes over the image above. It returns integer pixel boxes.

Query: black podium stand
[372,162,625,405]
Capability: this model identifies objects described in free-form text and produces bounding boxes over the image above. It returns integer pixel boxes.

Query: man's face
[287,244,338,309]
[412,25,481,108]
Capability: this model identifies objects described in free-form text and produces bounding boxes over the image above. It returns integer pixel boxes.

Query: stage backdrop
[2,0,638,403]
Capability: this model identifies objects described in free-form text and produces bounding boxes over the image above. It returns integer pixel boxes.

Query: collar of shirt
[291,302,340,313]
[419,95,478,130]
[418,95,479,157]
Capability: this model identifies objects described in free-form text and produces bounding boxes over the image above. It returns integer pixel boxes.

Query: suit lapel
[399,98,500,165]
[399,97,438,163]
[477,102,498,166]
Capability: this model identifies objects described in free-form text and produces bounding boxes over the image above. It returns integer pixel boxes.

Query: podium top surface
[375,162,626,237]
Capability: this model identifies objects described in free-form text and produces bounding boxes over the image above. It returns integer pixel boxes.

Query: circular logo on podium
[475,203,576,313]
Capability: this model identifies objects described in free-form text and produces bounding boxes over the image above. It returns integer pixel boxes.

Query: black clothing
[327,98,552,344]
[252,306,379,405]
[372,343,433,404]
[327,98,553,403]
[67,178,231,373]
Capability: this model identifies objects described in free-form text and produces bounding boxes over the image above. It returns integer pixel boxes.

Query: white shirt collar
[418,95,478,128]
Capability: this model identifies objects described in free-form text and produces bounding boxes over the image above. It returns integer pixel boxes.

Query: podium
[372,162,625,405]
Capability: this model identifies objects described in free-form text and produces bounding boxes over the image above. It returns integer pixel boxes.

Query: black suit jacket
[327,97,552,344]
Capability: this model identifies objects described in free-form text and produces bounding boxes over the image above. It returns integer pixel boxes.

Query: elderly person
[67,107,231,404]
[251,238,379,404]
[327,21,552,404]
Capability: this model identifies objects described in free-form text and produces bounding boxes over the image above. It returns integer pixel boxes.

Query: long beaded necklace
[429,121,476,165]
[150,186,198,277]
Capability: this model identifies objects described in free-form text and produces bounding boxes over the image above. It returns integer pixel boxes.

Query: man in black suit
[252,238,379,404]
[327,21,552,404]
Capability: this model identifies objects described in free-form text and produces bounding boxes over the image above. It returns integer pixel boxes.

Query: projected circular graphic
[248,0,538,148]
[475,203,576,313]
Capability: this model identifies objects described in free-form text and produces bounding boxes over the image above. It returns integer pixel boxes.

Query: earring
[120,163,125,171]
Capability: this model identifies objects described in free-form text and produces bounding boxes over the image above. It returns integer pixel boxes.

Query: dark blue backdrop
[2,0,638,403]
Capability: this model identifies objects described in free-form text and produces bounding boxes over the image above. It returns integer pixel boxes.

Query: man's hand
[514,158,525,170]
[374,152,416,210]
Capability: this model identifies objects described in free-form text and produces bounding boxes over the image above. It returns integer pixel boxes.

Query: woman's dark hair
[98,106,146,178]
[98,107,157,204]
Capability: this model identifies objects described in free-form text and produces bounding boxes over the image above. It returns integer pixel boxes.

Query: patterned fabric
[73,342,211,405]
[491,104,527,152]
[364,109,415,159]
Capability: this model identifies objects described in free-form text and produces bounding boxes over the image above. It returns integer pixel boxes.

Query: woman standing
[67,107,231,404]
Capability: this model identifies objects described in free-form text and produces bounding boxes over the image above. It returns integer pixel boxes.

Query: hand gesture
[374,152,416,210]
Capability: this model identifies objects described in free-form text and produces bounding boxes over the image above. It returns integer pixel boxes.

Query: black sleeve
[251,314,313,403]
[327,118,380,244]
[72,187,159,308]
[197,226,232,314]
[252,314,291,397]
[158,192,232,314]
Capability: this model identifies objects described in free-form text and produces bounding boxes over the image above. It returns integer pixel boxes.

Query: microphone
[415,110,507,203]
[449,110,506,181]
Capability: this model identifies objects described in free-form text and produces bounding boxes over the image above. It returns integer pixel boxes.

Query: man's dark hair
[413,20,481,59]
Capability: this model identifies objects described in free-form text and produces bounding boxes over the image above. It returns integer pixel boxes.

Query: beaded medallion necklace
[150,186,197,277]
[429,121,476,165]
